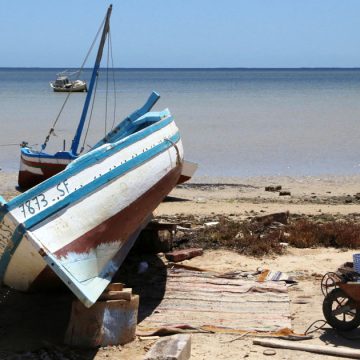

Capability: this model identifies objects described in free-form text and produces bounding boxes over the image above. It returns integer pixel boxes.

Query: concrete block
[144,334,191,360]
[165,248,203,262]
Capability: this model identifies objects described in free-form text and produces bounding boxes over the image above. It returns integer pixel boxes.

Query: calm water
[1,68,360,177]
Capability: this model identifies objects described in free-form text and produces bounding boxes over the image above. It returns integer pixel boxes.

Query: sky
[1,0,360,68]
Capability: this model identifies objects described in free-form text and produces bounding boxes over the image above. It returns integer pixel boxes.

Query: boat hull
[2,115,183,307]
[18,152,71,190]
[50,81,87,92]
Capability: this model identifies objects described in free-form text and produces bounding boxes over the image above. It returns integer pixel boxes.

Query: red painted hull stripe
[54,164,182,257]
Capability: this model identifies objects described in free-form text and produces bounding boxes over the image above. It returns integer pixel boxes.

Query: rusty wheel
[323,288,360,331]
[321,272,340,297]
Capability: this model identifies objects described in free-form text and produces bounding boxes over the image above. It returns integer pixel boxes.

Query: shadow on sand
[319,327,360,350]
[0,248,167,359]
[113,250,167,323]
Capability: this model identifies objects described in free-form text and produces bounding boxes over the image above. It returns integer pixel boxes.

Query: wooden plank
[100,288,132,301]
[253,339,360,359]
[105,282,124,291]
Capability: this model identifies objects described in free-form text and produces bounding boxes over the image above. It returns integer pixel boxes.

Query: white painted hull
[50,80,87,92]
[0,113,183,307]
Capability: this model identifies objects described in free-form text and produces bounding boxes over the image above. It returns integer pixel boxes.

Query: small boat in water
[50,72,87,93]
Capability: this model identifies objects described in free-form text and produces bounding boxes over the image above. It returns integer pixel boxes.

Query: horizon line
[1,66,360,70]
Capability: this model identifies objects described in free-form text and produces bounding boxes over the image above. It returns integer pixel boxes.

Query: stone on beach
[143,334,191,360]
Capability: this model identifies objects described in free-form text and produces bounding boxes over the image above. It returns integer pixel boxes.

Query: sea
[1,68,360,178]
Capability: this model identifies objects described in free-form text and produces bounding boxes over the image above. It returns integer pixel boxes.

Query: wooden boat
[50,73,87,92]
[0,106,184,307]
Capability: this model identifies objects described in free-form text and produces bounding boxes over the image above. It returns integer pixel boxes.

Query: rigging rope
[109,30,118,130]
[80,73,100,153]
[105,33,110,136]
[41,13,107,151]
[0,143,23,147]
[78,16,106,78]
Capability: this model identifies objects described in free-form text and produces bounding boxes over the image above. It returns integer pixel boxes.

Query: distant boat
[50,72,87,93]
[2,4,186,308]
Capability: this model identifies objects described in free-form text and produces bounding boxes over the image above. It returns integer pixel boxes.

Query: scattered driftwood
[253,339,360,359]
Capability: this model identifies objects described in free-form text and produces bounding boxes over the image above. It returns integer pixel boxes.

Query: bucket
[353,253,360,274]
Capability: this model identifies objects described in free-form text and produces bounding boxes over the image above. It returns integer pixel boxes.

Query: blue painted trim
[0,131,180,281]
[0,224,26,281]
[106,109,171,145]
[10,115,174,210]
[21,131,180,230]
[92,91,160,149]
[21,148,78,160]
[0,196,7,224]
[22,92,160,162]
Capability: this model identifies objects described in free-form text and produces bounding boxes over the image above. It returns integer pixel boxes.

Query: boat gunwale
[0,133,182,286]
[12,114,175,210]
[22,132,181,231]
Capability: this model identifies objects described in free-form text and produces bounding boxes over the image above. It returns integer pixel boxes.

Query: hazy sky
[1,0,360,68]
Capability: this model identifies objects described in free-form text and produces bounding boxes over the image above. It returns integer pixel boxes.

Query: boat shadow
[113,251,167,323]
[0,248,167,358]
[0,286,98,359]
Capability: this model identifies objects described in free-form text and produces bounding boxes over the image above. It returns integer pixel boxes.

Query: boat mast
[71,4,112,155]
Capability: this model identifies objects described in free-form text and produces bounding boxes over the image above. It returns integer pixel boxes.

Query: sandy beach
[1,171,360,359]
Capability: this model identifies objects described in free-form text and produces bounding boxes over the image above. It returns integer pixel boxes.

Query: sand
[1,172,360,359]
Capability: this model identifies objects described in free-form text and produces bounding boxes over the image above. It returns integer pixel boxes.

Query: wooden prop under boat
[1,110,183,307]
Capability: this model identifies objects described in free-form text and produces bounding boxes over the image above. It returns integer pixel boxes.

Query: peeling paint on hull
[0,113,183,307]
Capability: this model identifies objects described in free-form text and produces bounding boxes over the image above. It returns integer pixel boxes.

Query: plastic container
[353,253,360,274]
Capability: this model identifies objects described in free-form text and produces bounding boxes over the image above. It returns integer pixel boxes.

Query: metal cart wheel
[323,288,360,331]
[321,272,340,297]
